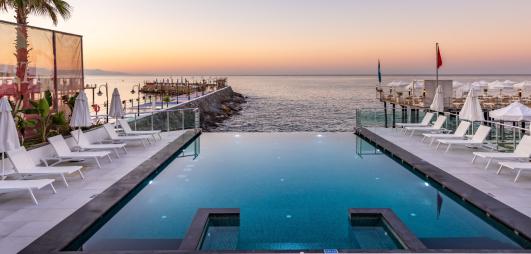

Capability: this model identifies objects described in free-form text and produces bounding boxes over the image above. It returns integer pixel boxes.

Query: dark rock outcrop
[175,87,246,131]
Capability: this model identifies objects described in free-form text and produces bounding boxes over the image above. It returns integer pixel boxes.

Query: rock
[173,87,245,131]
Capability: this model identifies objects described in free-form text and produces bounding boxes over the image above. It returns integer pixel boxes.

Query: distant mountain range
[84,69,136,76]
[84,69,531,77]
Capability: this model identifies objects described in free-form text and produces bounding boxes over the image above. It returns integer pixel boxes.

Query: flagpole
[378,59,382,87]
[436,43,439,88]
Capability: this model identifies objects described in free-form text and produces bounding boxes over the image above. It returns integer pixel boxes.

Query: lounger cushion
[423,133,462,139]
[111,135,150,140]
[18,166,82,174]
[0,179,54,189]
[60,152,110,158]
[473,152,528,159]
[125,130,161,135]
[499,162,531,170]
[104,124,151,140]
[81,144,125,149]
[438,140,480,145]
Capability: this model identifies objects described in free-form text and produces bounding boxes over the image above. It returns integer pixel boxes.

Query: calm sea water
[86,75,531,132]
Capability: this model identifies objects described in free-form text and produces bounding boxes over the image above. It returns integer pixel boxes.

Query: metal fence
[355,107,529,152]
[0,20,83,111]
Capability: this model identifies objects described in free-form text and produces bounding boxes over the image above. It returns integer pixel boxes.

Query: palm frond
[0,0,72,25]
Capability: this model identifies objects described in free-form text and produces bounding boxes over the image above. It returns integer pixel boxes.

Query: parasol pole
[2,152,4,180]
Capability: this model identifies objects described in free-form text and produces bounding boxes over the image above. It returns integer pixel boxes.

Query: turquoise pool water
[79,133,529,251]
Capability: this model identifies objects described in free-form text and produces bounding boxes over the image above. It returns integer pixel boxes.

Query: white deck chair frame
[7,148,84,187]
[0,179,56,205]
[103,124,150,148]
[118,119,162,140]
[497,162,531,182]
[405,116,447,136]
[48,135,112,169]
[71,129,127,158]
[422,121,471,145]
[472,135,531,169]
[436,125,491,153]
[396,112,434,133]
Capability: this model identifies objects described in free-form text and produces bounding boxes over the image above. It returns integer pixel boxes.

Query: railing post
[392,104,396,128]
[495,123,499,151]
[513,128,517,151]
[383,102,388,128]
[134,114,137,131]
[181,110,185,130]
[444,112,448,129]
[166,110,170,132]
[151,111,154,131]
[195,109,200,130]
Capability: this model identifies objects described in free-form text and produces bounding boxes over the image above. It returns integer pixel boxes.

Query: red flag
[436,43,443,69]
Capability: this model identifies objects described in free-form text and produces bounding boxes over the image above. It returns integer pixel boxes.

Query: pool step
[420,237,518,250]
[81,238,182,251]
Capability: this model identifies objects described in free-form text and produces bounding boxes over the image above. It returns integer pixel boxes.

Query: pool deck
[358,127,531,241]
[0,130,193,254]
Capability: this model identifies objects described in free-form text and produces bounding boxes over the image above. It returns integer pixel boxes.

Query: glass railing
[355,108,529,152]
[97,108,200,132]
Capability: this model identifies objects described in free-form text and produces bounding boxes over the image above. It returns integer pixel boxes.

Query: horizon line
[86,72,531,77]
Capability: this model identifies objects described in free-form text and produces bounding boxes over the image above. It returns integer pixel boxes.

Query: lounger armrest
[440,128,452,134]
[71,145,82,152]
[40,157,60,167]
[482,142,497,151]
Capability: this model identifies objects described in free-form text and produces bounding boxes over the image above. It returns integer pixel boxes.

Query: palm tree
[0,0,71,105]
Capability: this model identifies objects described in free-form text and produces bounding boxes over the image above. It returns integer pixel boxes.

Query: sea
[86,75,531,132]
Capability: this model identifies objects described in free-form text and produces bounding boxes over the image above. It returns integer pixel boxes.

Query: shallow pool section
[75,133,530,251]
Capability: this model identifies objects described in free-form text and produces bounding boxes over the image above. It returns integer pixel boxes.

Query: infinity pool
[76,133,530,251]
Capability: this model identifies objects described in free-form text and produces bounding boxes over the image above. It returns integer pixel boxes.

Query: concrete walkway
[0,130,187,254]
[367,127,531,219]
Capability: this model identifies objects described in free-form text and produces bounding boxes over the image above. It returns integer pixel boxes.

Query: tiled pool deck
[0,130,189,254]
[363,127,531,218]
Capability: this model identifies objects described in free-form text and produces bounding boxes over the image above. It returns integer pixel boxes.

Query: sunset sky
[2,0,531,75]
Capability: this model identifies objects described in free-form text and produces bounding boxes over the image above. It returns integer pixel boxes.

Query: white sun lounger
[436,125,491,153]
[0,179,56,205]
[7,148,84,187]
[405,116,447,136]
[422,121,471,145]
[396,112,434,133]
[103,124,151,147]
[472,135,531,169]
[118,119,162,140]
[497,162,531,182]
[48,135,112,169]
[71,129,127,158]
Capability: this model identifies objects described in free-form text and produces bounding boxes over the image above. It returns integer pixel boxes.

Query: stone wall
[173,86,246,131]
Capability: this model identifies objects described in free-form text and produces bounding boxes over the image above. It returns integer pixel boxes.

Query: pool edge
[355,127,531,247]
[20,129,202,254]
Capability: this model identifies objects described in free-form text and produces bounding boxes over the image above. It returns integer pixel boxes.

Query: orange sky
[2,0,531,75]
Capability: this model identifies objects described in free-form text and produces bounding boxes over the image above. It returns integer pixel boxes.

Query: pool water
[79,133,529,251]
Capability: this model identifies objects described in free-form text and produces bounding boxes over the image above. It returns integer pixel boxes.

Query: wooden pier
[140,78,227,96]
[377,79,530,128]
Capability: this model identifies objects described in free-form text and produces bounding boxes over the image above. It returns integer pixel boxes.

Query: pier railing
[355,108,529,152]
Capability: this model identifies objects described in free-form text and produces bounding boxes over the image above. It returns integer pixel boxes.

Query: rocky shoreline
[175,87,246,131]
[202,91,246,131]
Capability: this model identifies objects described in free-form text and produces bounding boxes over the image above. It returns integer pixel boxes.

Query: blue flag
[378,59,382,84]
